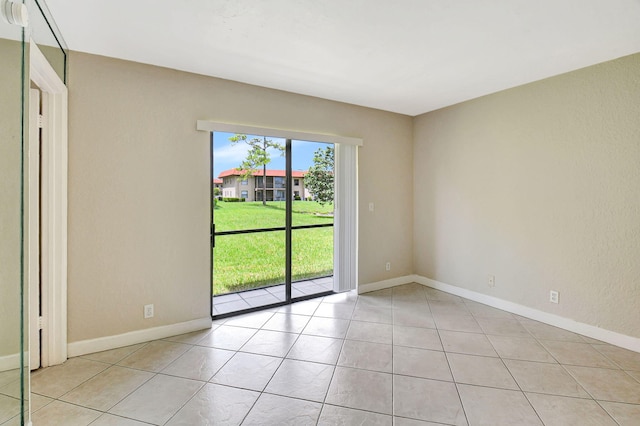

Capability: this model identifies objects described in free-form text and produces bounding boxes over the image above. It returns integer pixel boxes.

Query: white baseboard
[67,317,212,358]
[414,276,640,353]
[358,275,416,294]
[0,353,21,372]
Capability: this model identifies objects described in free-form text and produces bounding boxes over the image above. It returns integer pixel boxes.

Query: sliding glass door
[211,132,335,317]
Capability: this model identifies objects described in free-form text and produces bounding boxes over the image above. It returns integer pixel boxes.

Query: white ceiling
[46,0,640,116]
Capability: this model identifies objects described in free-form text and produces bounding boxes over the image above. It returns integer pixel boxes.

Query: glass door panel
[212,132,288,315]
[290,140,335,298]
[212,133,334,318]
[213,230,286,315]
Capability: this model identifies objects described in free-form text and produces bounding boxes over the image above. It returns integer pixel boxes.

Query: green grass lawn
[213,201,334,295]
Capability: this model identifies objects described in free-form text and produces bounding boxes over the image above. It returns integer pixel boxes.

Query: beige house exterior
[218,169,309,201]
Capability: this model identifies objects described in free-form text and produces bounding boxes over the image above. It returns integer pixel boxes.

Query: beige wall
[67,52,413,343]
[413,53,640,338]
[0,38,24,360]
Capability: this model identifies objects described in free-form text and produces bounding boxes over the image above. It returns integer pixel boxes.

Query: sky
[212,131,332,179]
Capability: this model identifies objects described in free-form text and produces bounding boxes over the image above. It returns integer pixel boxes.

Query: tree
[229,134,284,206]
[305,146,334,205]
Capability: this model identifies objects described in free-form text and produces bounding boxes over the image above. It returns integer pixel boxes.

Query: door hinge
[37,114,44,129]
[38,316,44,330]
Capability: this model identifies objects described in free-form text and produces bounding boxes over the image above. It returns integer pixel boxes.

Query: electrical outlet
[385,262,391,271]
[144,304,154,319]
[488,274,495,288]
[549,291,559,304]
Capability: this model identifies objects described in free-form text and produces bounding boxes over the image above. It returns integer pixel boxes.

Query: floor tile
[504,359,590,398]
[196,325,257,350]
[394,346,452,381]
[109,374,203,425]
[211,352,281,391]
[338,340,393,373]
[265,359,334,402]
[91,413,150,425]
[322,291,358,304]
[117,340,191,372]
[314,302,355,319]
[31,400,101,426]
[393,325,442,351]
[262,313,310,333]
[80,343,146,364]
[214,299,251,315]
[592,344,640,371]
[433,314,482,333]
[447,353,518,389]
[161,346,234,381]
[166,383,259,426]
[393,417,446,426]
[428,301,471,317]
[346,320,393,344]
[352,306,393,324]
[540,340,618,368]
[325,367,392,414]
[424,288,464,303]
[60,366,153,411]
[356,289,393,309]
[318,404,392,425]
[565,365,640,403]
[286,335,343,365]
[0,370,20,389]
[465,302,514,319]
[239,288,272,299]
[31,358,110,398]
[302,317,350,338]
[240,329,298,357]
[475,317,531,337]
[278,300,321,315]
[626,369,640,381]
[392,310,436,328]
[599,401,640,426]
[519,320,586,342]
[526,392,617,426]
[212,293,242,304]
[162,328,214,345]
[26,284,640,426]
[438,330,498,357]
[224,311,274,329]
[242,393,321,425]
[30,393,54,412]
[457,384,542,425]
[393,375,467,425]
[0,395,20,424]
[487,335,556,362]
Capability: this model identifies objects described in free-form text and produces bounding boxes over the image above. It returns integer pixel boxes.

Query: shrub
[223,197,242,202]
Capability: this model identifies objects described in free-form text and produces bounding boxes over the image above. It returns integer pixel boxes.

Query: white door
[28,88,41,370]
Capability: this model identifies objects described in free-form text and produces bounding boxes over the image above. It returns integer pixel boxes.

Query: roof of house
[218,169,306,178]
[213,178,223,184]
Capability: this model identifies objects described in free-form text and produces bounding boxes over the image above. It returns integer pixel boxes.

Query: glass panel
[27,0,68,83]
[291,227,334,297]
[291,140,334,298]
[213,132,286,232]
[291,140,335,226]
[0,12,25,425]
[212,131,288,314]
[212,231,286,314]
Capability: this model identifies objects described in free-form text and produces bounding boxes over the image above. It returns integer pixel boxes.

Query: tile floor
[3,283,640,425]
[212,277,333,315]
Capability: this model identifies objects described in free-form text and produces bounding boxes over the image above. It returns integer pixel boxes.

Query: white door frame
[28,40,68,368]
[196,120,360,292]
